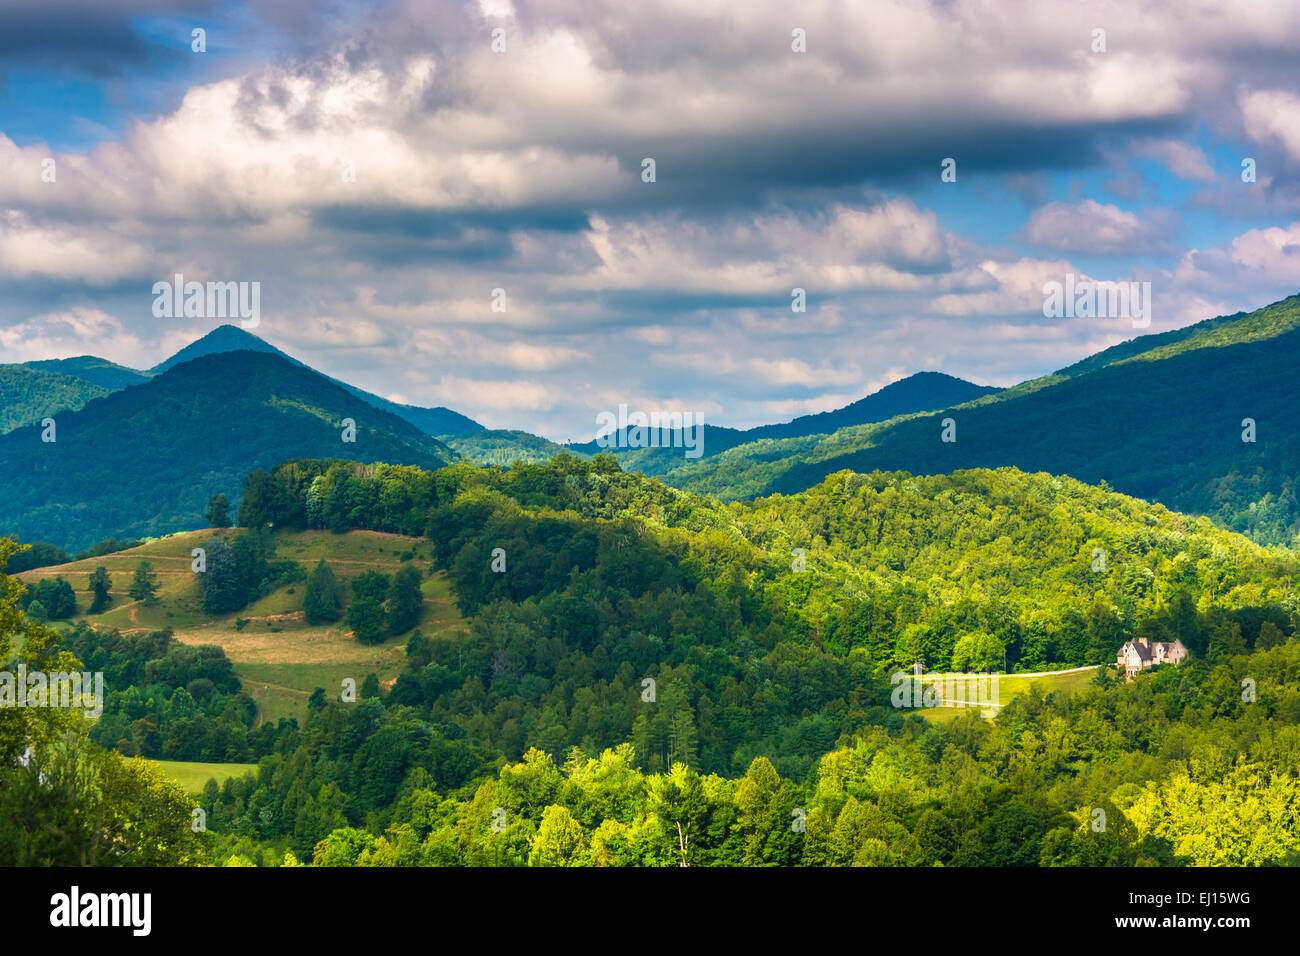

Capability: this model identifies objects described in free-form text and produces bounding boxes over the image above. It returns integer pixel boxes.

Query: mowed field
[145,758,259,793]
[915,666,1101,722]
[17,528,470,724]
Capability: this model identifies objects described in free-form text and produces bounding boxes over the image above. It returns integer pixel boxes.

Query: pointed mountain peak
[149,325,292,375]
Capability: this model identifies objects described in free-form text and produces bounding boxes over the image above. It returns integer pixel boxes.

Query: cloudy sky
[2,0,1299,439]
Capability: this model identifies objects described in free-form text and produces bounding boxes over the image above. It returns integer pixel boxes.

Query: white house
[1117,637,1189,679]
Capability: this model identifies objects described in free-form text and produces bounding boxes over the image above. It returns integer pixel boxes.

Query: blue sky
[2,0,1299,439]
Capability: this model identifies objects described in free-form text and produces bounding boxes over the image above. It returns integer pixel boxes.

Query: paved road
[1001,664,1101,678]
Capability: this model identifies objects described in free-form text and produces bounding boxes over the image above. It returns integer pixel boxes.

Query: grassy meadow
[17,528,470,724]
[914,665,1101,722]
[145,758,259,794]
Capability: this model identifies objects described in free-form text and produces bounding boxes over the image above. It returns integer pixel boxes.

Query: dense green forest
[68,625,293,762]
[227,455,1297,782]
[17,602,1299,867]
[4,449,1299,866]
[242,455,1297,662]
[211,636,1300,867]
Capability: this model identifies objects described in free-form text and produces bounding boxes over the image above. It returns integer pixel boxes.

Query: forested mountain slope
[229,455,1297,779]
[0,351,456,550]
[446,429,576,464]
[20,355,150,389]
[0,364,109,433]
[167,453,1300,867]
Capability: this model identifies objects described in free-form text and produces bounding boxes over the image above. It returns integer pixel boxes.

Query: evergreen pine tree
[88,565,112,613]
[128,560,160,605]
[205,493,233,528]
[386,563,423,634]
[303,559,343,624]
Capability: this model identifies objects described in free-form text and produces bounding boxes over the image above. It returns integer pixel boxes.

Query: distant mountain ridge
[147,324,288,374]
[6,295,1300,548]
[559,371,998,474]
[738,372,999,442]
[653,293,1300,546]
